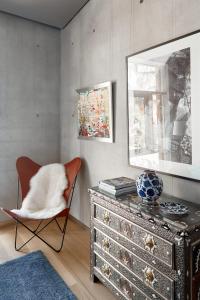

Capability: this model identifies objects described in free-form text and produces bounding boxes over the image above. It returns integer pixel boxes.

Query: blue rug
[0,251,77,300]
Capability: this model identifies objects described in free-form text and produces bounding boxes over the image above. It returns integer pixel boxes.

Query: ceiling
[0,0,89,29]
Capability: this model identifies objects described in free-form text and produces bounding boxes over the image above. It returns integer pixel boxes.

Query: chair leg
[15,222,37,251]
[15,220,44,251]
[57,215,69,252]
[14,216,69,252]
[15,221,19,251]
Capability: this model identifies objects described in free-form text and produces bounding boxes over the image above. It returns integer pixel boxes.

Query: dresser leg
[91,274,99,283]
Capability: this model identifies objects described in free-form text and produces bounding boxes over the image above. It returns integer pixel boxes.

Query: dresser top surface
[89,187,200,233]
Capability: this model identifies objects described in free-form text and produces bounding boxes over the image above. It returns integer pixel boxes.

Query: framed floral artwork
[77,81,113,143]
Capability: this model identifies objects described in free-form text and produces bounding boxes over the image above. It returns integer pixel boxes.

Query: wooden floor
[0,218,116,300]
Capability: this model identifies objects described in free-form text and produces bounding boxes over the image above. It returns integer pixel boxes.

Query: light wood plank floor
[0,218,116,300]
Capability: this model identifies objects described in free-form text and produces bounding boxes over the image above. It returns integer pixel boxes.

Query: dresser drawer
[95,204,173,267]
[95,229,174,300]
[95,254,150,300]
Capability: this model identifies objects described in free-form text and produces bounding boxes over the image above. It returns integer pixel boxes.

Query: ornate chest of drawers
[89,187,200,300]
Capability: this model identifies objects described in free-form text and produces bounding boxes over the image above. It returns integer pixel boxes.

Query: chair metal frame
[14,176,77,252]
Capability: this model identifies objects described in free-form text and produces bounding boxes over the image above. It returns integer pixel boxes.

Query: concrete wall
[0,13,60,220]
[60,0,200,227]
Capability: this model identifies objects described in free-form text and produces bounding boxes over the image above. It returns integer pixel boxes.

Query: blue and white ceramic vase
[136,170,163,204]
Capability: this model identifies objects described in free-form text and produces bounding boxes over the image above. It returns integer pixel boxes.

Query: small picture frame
[76,81,113,143]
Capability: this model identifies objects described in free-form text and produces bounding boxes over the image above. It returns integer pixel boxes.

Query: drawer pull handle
[103,211,110,225]
[143,233,157,253]
[124,228,130,236]
[162,223,170,231]
[120,221,134,238]
[122,257,129,266]
[101,264,112,278]
[120,278,132,297]
[148,218,156,224]
[124,287,130,296]
[143,266,157,287]
[136,212,142,218]
[119,250,131,266]
[124,226,134,237]
[102,238,110,251]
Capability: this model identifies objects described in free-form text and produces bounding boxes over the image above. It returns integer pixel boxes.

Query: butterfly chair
[2,156,81,252]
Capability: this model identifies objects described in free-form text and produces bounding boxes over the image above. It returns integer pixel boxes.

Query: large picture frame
[127,30,200,181]
[76,81,113,143]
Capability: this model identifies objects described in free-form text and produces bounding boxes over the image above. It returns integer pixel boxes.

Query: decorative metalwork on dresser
[89,187,200,300]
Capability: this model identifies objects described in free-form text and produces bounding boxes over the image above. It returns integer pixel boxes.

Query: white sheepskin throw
[11,163,68,219]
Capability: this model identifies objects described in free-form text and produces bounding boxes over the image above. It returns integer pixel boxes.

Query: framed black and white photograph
[127,31,200,181]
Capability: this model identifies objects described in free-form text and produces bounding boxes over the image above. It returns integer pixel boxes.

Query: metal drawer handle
[143,233,157,253]
[102,238,110,251]
[119,278,132,296]
[143,266,157,287]
[122,256,129,266]
[123,287,130,296]
[101,264,112,278]
[148,218,156,224]
[123,228,129,236]
[119,250,131,266]
[120,221,134,237]
[124,225,133,237]
[103,211,110,225]
[162,223,170,231]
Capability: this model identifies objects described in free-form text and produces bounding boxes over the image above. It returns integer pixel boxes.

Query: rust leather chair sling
[2,156,81,252]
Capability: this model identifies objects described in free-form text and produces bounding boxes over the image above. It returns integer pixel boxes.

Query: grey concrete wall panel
[0,13,60,221]
[59,0,200,226]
